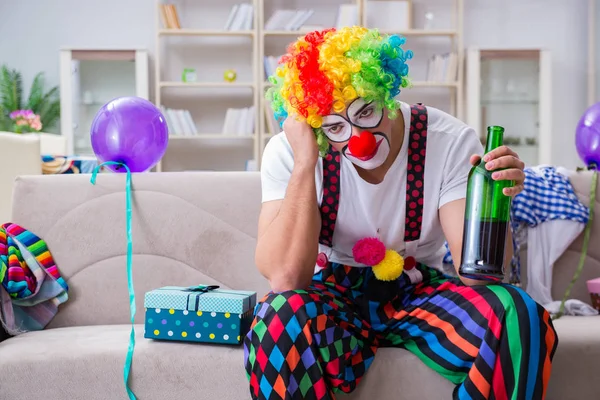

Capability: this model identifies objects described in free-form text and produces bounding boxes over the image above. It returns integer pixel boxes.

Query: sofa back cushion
[10,171,272,328]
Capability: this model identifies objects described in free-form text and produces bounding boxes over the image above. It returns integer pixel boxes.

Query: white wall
[464,0,589,169]
[0,0,156,102]
[0,0,592,169]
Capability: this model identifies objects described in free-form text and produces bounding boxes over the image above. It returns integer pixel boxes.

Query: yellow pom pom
[372,250,404,281]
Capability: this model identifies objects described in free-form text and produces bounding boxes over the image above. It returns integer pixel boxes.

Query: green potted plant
[0,64,60,134]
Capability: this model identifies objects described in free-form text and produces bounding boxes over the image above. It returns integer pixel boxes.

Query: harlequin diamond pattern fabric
[244,263,557,400]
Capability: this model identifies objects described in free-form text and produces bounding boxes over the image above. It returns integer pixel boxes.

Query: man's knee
[253,289,322,325]
[476,284,557,337]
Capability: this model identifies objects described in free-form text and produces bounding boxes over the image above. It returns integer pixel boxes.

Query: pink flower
[10,109,34,120]
[30,120,42,131]
[9,109,42,132]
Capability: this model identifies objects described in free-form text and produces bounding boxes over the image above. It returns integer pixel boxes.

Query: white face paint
[321,98,390,170]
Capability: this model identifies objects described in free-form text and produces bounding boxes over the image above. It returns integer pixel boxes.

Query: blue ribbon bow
[185,285,220,292]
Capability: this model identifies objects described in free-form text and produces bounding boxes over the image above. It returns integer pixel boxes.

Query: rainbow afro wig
[267,26,413,155]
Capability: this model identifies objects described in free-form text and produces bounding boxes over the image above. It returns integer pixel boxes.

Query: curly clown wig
[266,26,414,155]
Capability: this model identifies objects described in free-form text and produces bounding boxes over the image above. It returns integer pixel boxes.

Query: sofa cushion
[0,317,598,400]
[0,324,454,399]
[9,172,272,329]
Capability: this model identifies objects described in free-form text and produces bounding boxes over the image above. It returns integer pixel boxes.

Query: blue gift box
[143,285,256,345]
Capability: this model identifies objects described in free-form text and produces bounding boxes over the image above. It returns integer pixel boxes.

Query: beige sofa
[0,170,599,399]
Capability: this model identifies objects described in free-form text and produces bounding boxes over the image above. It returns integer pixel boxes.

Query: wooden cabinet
[466,48,552,166]
[59,48,149,156]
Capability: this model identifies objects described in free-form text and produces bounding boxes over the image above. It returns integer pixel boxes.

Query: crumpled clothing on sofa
[0,222,68,335]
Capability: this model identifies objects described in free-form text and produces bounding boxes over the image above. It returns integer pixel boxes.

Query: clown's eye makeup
[347,98,383,129]
[359,107,374,119]
[321,114,352,142]
[328,124,343,134]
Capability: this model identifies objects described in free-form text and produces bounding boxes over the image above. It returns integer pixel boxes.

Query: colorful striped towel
[0,223,69,335]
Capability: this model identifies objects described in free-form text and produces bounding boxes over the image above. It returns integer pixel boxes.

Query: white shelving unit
[154,0,464,171]
[258,0,464,165]
[59,48,149,156]
[154,0,260,172]
[360,0,465,117]
[466,48,552,167]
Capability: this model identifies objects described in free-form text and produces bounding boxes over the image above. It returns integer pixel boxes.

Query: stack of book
[264,9,315,31]
[263,102,282,136]
[222,106,255,136]
[224,3,254,30]
[335,4,358,28]
[158,4,181,29]
[263,55,282,80]
[425,53,458,83]
[161,107,198,136]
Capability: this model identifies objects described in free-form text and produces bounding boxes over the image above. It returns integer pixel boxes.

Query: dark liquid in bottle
[459,219,508,282]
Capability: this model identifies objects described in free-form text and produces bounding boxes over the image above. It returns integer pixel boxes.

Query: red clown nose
[348,131,376,157]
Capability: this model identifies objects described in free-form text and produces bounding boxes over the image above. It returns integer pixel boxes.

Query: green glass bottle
[459,126,512,282]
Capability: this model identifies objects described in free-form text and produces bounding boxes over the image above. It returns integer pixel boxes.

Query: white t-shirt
[260,101,484,271]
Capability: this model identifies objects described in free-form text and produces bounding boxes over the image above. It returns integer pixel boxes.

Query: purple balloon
[90,97,169,172]
[576,102,600,168]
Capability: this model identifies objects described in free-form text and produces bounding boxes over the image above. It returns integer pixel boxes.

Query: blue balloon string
[90,161,136,400]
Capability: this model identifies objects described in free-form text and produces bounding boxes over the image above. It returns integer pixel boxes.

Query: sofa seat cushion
[546,316,600,399]
[0,324,454,399]
[0,317,598,400]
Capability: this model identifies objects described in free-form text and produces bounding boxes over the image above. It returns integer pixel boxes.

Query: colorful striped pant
[244,263,558,400]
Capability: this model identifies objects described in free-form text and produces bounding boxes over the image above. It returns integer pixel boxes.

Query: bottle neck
[485,126,505,154]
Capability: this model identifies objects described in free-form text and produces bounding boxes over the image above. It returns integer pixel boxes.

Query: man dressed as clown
[244,26,557,400]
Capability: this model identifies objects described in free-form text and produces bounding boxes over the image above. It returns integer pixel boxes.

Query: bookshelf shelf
[159,81,256,89]
[262,30,314,36]
[158,29,255,36]
[170,134,256,139]
[265,80,460,89]
[154,0,464,172]
[377,29,457,36]
[411,81,459,88]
